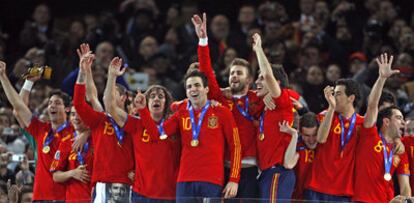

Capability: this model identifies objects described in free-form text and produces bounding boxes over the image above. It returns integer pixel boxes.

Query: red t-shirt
[306,111,364,196]
[256,89,294,170]
[124,113,180,200]
[402,136,414,189]
[25,118,69,200]
[73,84,134,185]
[50,135,93,202]
[198,45,263,159]
[292,141,315,201]
[140,104,242,185]
[353,126,410,203]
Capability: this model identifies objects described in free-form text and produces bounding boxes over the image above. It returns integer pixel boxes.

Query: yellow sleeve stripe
[231,128,241,179]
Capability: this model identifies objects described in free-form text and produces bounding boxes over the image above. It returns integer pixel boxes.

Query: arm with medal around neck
[252,33,281,98]
[364,53,398,128]
[280,120,299,169]
[192,13,226,102]
[103,57,128,127]
[317,86,336,143]
[0,61,32,128]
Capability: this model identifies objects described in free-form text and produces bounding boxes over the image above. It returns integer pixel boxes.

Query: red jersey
[292,141,315,201]
[140,104,242,185]
[73,84,134,185]
[198,45,263,159]
[306,112,364,196]
[124,113,180,200]
[25,118,69,200]
[402,136,414,193]
[353,126,410,203]
[50,135,94,202]
[256,89,294,170]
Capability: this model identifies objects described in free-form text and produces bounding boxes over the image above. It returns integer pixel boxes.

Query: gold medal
[191,139,199,147]
[160,134,168,140]
[259,133,265,141]
[384,173,392,181]
[42,146,50,154]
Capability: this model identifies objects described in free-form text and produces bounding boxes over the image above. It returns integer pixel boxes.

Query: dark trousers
[224,166,259,202]
[258,165,295,203]
[176,181,221,203]
[304,189,351,202]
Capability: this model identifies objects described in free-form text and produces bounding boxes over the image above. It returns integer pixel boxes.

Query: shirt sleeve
[272,89,293,109]
[220,107,241,183]
[73,84,103,129]
[25,117,48,140]
[198,45,227,103]
[50,140,71,172]
[397,152,411,175]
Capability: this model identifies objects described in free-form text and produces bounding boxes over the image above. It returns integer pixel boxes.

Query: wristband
[22,80,34,91]
[199,38,208,46]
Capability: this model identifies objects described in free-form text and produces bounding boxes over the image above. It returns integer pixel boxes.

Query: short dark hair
[377,105,401,129]
[379,90,395,107]
[271,64,289,88]
[115,84,127,97]
[49,90,71,107]
[299,112,318,128]
[230,58,253,78]
[184,71,208,88]
[145,85,174,119]
[335,79,360,107]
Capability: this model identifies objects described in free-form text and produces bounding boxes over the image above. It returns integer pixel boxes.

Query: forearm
[284,133,298,169]
[364,77,386,128]
[197,44,223,100]
[317,108,335,143]
[398,175,412,197]
[255,47,281,97]
[85,69,103,112]
[19,80,33,106]
[52,170,73,183]
[0,74,32,126]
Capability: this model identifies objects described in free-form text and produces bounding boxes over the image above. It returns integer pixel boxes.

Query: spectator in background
[209,15,230,63]
[302,65,327,113]
[325,64,341,86]
[19,4,52,52]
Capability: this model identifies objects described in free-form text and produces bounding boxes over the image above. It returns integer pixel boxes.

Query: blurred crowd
[0,0,414,202]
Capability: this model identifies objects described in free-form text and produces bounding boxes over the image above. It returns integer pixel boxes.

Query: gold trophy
[22,65,52,80]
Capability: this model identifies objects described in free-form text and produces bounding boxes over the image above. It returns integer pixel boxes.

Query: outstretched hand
[108,57,125,76]
[77,43,95,73]
[252,33,263,52]
[376,53,398,79]
[134,89,147,110]
[191,13,207,39]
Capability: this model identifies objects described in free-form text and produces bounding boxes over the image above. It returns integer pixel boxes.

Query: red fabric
[306,112,364,196]
[73,84,134,185]
[50,137,93,202]
[402,136,414,191]
[256,89,294,170]
[292,141,315,201]
[25,118,69,200]
[140,105,242,185]
[353,126,410,203]
[124,115,180,200]
[198,45,264,158]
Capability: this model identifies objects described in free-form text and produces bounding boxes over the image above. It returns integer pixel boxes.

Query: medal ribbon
[74,131,90,165]
[233,96,254,121]
[187,100,210,142]
[106,113,125,145]
[259,112,264,135]
[43,121,69,147]
[379,131,393,176]
[338,113,356,150]
[158,119,166,138]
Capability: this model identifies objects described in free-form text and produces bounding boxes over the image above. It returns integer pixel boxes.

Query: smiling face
[385,109,405,138]
[47,95,67,124]
[301,126,318,149]
[255,72,269,97]
[229,65,251,95]
[185,76,209,108]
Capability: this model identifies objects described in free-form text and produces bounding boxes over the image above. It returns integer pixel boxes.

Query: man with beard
[0,60,69,202]
[353,53,411,202]
[192,13,263,200]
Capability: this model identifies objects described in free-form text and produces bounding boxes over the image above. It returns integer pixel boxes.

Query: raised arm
[363,53,398,128]
[317,86,336,143]
[77,43,103,112]
[252,33,281,98]
[279,120,299,169]
[103,57,128,127]
[0,61,32,127]
[192,13,225,101]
